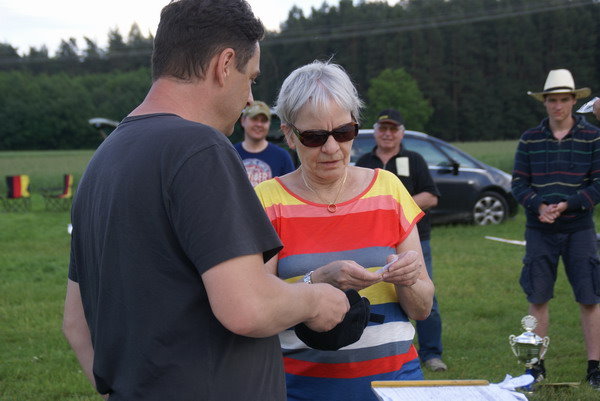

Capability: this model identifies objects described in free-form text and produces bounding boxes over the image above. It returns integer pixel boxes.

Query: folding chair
[42,174,74,212]
[1,175,32,212]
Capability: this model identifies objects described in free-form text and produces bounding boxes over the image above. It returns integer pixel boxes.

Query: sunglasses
[375,123,400,133]
[288,121,359,148]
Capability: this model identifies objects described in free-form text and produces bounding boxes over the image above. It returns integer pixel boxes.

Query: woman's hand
[381,251,421,287]
[312,260,382,291]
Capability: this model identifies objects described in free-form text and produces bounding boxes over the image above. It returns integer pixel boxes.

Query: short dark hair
[152,0,264,81]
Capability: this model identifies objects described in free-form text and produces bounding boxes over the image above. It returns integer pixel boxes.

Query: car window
[402,137,450,166]
[351,136,376,163]
[436,142,479,168]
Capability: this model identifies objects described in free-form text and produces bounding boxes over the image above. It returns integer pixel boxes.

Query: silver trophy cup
[509,315,549,368]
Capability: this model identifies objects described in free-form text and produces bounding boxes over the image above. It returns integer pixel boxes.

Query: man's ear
[281,125,296,150]
[215,48,235,87]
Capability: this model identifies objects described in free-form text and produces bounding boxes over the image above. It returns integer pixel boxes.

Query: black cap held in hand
[294,289,384,351]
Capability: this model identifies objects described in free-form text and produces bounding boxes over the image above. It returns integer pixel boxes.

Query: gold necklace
[300,167,348,213]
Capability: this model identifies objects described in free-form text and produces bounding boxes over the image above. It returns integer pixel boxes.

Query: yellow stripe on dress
[284,266,397,305]
[255,178,304,208]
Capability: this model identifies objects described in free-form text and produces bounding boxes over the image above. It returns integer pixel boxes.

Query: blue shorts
[520,228,600,305]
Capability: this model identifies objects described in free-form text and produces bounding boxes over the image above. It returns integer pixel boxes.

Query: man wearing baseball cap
[356,109,445,372]
[234,100,295,186]
[512,69,600,390]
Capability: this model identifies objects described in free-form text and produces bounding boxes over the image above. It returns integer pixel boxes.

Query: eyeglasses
[375,123,400,133]
[288,121,359,148]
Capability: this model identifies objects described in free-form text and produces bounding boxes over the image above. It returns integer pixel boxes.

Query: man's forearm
[412,192,438,211]
[203,254,349,337]
[63,280,97,388]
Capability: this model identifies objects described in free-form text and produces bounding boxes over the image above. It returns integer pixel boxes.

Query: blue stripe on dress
[282,338,414,363]
[368,302,409,319]
[278,246,395,279]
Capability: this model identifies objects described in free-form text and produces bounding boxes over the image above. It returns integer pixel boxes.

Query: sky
[0,0,383,56]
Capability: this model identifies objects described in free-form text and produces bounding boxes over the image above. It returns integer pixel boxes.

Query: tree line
[0,0,599,150]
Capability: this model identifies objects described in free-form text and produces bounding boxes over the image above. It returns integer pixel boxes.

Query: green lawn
[430,215,600,400]
[0,150,94,191]
[1,145,599,400]
[453,139,518,173]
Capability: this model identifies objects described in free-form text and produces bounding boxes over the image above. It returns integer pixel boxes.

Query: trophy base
[518,361,546,393]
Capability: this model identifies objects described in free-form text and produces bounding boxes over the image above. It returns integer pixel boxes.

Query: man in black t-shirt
[356,109,446,372]
[62,1,349,400]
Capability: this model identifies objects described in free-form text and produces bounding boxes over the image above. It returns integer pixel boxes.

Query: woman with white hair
[254,60,435,401]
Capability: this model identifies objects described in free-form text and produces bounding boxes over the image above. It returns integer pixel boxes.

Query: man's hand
[538,202,567,223]
[538,203,558,223]
[303,284,350,332]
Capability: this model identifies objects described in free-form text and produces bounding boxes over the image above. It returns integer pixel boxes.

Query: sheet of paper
[484,236,526,246]
[577,96,599,113]
[372,385,525,401]
[395,157,409,177]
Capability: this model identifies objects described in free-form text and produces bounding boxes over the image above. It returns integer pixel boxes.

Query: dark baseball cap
[376,109,404,126]
[294,289,385,351]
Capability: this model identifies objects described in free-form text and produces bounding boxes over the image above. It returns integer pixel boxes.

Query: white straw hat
[527,69,591,102]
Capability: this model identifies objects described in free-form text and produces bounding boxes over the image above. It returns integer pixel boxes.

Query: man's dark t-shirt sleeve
[167,141,282,274]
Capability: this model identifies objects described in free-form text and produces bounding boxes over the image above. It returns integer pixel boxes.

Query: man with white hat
[235,100,295,186]
[512,69,600,390]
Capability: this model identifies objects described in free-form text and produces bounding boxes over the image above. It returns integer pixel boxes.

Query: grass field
[453,140,518,173]
[1,142,599,400]
[0,150,94,191]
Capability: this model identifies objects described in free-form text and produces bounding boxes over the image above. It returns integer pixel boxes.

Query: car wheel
[472,191,508,225]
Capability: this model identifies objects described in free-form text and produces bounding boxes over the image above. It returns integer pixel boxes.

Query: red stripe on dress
[283,345,419,379]
[276,209,401,258]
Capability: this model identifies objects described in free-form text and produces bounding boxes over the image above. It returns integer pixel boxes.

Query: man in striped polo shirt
[512,69,600,390]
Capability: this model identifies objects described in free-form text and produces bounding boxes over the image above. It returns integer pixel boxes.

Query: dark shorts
[520,228,600,305]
